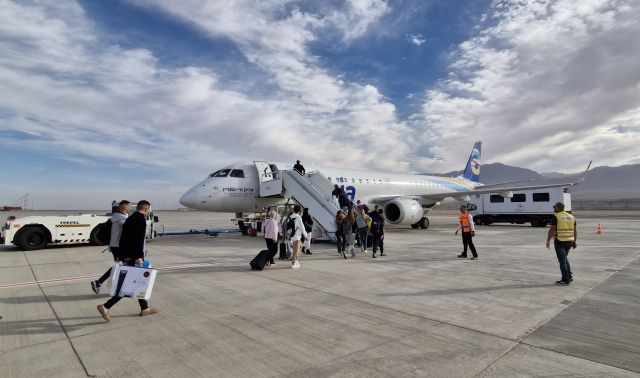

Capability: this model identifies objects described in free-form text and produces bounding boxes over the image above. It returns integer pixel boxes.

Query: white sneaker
[291,262,301,269]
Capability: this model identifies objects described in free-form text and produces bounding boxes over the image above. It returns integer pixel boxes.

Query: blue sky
[0,0,639,209]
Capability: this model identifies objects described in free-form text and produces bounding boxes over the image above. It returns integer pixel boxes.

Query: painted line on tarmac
[0,261,240,290]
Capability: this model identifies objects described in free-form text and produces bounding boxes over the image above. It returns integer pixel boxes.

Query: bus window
[511,194,526,202]
[490,195,504,203]
[230,169,245,178]
[533,192,550,202]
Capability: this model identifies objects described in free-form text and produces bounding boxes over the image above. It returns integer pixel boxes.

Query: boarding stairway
[282,170,341,241]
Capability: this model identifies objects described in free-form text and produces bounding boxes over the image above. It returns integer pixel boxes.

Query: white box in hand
[109,264,157,300]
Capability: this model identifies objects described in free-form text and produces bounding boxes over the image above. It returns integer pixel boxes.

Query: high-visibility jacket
[459,211,472,233]
[554,211,575,242]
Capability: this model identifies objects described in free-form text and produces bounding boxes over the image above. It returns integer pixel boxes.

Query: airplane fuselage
[179,162,479,213]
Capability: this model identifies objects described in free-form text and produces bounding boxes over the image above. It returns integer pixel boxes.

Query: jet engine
[383,198,424,225]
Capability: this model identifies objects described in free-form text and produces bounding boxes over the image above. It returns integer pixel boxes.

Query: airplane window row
[328,177,387,184]
[326,177,447,188]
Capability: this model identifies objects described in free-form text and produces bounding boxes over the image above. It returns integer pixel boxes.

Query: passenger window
[359,179,362,183]
[490,195,504,203]
[533,193,550,202]
[212,169,230,177]
[351,178,355,183]
[511,194,526,202]
[230,169,245,178]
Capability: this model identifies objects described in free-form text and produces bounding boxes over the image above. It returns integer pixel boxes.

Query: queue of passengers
[335,204,385,259]
[259,197,384,270]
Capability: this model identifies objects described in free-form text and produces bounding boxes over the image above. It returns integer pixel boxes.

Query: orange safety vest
[459,211,471,233]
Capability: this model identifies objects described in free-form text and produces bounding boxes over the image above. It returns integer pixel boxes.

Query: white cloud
[1,0,639,210]
[0,0,413,185]
[419,0,640,172]
[407,33,426,46]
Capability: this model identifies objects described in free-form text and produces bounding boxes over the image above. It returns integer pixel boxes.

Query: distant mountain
[431,163,640,200]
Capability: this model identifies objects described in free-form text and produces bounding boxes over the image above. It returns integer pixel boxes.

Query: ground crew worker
[455,205,478,259]
[546,202,577,285]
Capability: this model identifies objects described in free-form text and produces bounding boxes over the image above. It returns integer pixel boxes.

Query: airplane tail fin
[461,141,481,183]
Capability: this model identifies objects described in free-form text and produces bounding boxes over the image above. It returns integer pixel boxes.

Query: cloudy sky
[1,0,639,209]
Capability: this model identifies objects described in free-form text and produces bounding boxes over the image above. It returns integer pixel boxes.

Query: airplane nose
[179,188,198,208]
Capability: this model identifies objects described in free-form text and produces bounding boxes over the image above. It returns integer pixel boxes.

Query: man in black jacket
[293,160,305,175]
[98,200,158,321]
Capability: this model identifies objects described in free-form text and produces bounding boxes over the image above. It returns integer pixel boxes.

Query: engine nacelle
[384,198,424,225]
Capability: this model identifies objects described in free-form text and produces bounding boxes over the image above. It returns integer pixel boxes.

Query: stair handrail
[284,170,340,215]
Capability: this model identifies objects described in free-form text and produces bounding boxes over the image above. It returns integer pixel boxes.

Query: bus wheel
[530,218,542,227]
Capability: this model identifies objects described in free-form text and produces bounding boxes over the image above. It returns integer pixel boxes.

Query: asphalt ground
[1,210,639,377]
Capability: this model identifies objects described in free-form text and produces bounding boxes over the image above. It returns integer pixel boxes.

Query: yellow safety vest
[554,211,575,242]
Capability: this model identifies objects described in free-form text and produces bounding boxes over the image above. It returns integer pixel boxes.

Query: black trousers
[372,232,384,254]
[104,259,148,310]
[336,232,346,252]
[266,238,278,264]
[460,232,477,257]
[97,247,121,284]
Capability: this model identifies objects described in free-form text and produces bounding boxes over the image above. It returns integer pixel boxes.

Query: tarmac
[0,210,639,377]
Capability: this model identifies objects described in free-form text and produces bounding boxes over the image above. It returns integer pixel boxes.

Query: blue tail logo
[462,141,481,182]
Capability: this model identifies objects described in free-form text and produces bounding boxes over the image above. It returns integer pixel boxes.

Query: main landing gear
[411,217,429,230]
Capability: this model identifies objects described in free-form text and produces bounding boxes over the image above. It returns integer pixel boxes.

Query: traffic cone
[597,223,603,235]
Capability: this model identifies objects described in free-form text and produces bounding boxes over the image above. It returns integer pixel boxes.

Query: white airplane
[179,141,586,228]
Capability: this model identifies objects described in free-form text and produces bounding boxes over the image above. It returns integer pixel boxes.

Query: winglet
[574,160,592,186]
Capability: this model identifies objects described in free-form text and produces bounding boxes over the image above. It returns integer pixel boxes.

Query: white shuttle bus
[470,187,571,227]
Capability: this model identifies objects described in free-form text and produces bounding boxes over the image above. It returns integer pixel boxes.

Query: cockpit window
[230,169,245,178]
[209,169,230,178]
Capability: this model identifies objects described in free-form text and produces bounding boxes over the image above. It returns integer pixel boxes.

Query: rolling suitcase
[279,242,287,260]
[250,249,271,271]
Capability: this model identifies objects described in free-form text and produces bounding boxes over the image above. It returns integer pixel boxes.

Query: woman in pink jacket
[264,210,279,266]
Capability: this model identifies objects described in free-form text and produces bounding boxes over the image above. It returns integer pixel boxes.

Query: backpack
[286,217,297,238]
[96,219,112,245]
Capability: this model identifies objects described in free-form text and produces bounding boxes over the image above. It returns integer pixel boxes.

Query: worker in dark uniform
[546,202,577,285]
[455,205,478,259]
[293,160,305,175]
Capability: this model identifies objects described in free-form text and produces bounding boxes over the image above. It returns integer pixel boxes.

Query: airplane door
[254,161,282,197]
